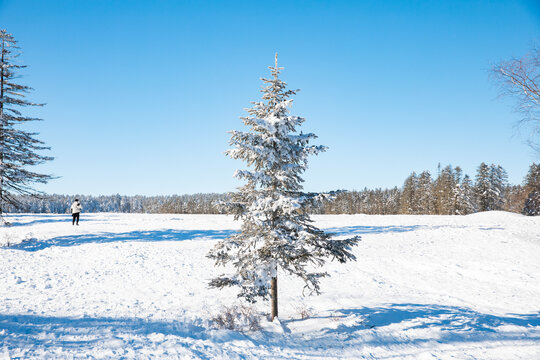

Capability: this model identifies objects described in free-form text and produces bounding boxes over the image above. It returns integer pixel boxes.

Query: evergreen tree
[523,189,540,216]
[475,162,491,211]
[454,174,477,215]
[490,164,508,210]
[523,163,540,216]
[0,29,52,219]
[416,171,434,214]
[524,163,540,189]
[475,163,508,211]
[207,55,359,320]
[434,165,458,214]
[400,172,418,214]
[387,187,402,214]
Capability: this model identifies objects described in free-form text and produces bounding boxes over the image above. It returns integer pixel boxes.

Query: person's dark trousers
[72,212,80,225]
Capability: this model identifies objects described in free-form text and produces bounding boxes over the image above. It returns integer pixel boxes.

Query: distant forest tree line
[4,162,540,216]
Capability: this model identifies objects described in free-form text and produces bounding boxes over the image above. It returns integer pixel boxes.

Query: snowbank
[0,212,539,358]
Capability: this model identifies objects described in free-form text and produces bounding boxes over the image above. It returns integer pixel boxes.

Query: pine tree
[400,172,418,214]
[474,163,508,211]
[523,163,540,216]
[489,164,508,210]
[523,189,540,216]
[475,162,491,211]
[208,55,359,320]
[454,174,477,215]
[524,163,540,189]
[0,29,52,220]
[416,171,434,214]
[434,165,457,214]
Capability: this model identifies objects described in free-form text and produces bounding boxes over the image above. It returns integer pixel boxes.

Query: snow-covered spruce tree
[0,30,52,220]
[489,164,508,210]
[416,171,434,214]
[434,165,458,215]
[523,189,540,216]
[208,55,359,320]
[523,163,540,216]
[475,162,492,212]
[475,163,508,211]
[454,174,477,215]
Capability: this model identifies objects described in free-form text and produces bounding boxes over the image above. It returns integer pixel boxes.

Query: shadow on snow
[336,303,539,333]
[323,224,501,237]
[281,303,540,350]
[8,229,237,252]
[9,225,429,252]
[325,225,423,236]
[1,304,538,356]
[6,222,500,252]
[4,214,72,227]
[0,313,214,358]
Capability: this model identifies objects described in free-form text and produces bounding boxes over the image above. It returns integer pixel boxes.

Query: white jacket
[71,201,82,214]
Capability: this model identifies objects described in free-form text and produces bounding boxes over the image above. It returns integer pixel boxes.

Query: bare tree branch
[492,43,540,153]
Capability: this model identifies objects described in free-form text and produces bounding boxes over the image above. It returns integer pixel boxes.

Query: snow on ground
[0,212,539,359]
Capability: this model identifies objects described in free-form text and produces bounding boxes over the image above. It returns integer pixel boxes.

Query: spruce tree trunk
[271,275,278,320]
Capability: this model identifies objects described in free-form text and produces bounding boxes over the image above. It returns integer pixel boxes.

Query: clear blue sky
[1,0,539,195]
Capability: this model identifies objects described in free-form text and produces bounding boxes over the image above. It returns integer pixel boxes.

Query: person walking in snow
[71,199,82,225]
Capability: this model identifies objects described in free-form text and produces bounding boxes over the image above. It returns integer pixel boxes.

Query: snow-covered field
[0,212,539,359]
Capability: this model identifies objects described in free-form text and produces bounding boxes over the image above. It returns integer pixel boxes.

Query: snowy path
[0,212,539,359]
